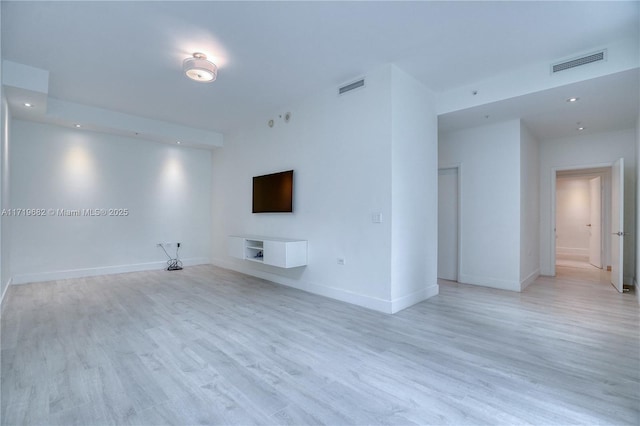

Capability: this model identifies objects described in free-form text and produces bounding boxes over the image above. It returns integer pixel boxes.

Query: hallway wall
[556,177,591,257]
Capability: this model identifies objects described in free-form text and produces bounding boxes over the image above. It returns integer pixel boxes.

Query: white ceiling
[2,1,639,138]
[439,68,640,140]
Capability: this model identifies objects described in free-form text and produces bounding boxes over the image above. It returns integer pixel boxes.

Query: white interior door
[438,167,458,281]
[611,158,624,292]
[588,176,602,268]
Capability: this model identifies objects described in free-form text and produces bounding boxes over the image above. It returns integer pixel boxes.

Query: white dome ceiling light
[183,52,217,83]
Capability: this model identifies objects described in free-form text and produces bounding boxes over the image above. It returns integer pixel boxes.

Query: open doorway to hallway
[437,166,459,281]
[555,167,610,275]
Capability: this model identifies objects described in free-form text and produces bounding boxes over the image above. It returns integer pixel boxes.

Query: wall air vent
[552,50,606,74]
[338,78,365,95]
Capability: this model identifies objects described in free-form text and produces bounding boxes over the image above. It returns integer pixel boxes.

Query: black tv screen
[252,170,293,213]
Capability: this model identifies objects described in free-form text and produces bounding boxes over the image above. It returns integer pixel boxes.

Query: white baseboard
[212,257,437,314]
[539,267,555,277]
[458,273,520,292]
[390,284,439,314]
[635,278,639,306]
[11,257,209,285]
[520,269,540,291]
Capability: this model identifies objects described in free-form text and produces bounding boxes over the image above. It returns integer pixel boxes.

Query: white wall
[520,123,540,288]
[389,66,439,311]
[211,64,439,313]
[10,120,212,283]
[555,177,591,256]
[539,127,637,282]
[212,65,394,312]
[439,120,522,291]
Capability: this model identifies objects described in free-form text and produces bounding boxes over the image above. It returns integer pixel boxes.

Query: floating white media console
[228,236,307,268]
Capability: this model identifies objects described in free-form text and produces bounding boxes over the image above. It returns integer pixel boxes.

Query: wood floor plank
[1,264,638,425]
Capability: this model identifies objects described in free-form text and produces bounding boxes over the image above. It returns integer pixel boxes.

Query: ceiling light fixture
[24,103,33,108]
[183,52,217,83]
[566,97,579,103]
[74,124,81,128]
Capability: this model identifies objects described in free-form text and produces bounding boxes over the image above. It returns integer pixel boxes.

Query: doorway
[554,167,610,276]
[438,166,459,281]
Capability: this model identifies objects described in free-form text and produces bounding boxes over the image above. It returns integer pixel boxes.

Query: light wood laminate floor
[1,265,638,425]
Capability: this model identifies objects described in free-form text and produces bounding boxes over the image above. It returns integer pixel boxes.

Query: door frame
[550,162,611,277]
[588,175,603,268]
[438,163,463,282]
[611,158,624,292]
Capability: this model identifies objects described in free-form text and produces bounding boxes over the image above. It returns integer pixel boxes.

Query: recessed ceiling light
[577,126,585,131]
[183,52,217,83]
[74,124,81,128]
[24,103,34,108]
[176,141,181,144]
[566,97,579,103]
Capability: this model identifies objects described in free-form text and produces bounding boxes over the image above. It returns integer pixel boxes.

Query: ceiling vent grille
[339,79,365,95]
[552,50,606,73]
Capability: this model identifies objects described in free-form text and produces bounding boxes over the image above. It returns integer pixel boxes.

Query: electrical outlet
[337,258,346,265]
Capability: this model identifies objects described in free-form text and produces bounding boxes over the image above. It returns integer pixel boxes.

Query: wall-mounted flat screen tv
[252,170,293,213]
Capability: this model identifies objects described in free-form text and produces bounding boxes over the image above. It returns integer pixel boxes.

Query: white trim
[520,269,540,291]
[0,277,12,314]
[11,257,209,285]
[458,164,463,283]
[635,278,639,305]
[437,162,462,281]
[458,273,520,292]
[212,257,400,313]
[390,284,439,314]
